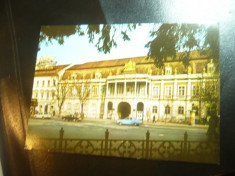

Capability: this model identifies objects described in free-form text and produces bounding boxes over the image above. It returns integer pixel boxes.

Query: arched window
[46,92,49,99]
[165,105,170,114]
[52,91,55,99]
[108,102,113,111]
[41,92,44,99]
[137,102,144,111]
[178,106,184,114]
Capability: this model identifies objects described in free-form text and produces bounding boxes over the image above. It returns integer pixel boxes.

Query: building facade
[31,51,219,122]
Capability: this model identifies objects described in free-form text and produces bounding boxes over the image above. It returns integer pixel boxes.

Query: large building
[31,51,219,122]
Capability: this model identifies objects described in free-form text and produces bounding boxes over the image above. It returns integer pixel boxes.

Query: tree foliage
[76,80,91,118]
[39,24,137,54]
[39,23,219,70]
[145,24,219,71]
[55,81,69,117]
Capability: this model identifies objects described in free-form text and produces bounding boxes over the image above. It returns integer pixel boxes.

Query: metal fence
[27,128,219,163]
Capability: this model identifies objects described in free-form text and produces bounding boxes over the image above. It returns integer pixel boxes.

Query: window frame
[178,85,185,97]
[152,86,159,98]
[178,106,184,114]
[165,105,170,114]
[165,85,172,98]
[152,106,157,113]
[192,85,199,97]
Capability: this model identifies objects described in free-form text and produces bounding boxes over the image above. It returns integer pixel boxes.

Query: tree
[192,69,220,123]
[39,24,136,54]
[145,24,219,71]
[76,80,91,119]
[55,81,69,117]
[39,23,219,70]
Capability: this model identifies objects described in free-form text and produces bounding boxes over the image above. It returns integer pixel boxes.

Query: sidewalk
[143,121,208,129]
[81,118,208,129]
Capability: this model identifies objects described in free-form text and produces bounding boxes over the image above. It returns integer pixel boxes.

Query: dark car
[62,115,81,122]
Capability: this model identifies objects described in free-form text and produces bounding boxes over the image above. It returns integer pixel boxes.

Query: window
[48,80,50,87]
[117,83,124,95]
[36,80,39,87]
[53,80,56,86]
[208,66,214,73]
[68,87,73,96]
[178,106,184,114]
[42,80,45,87]
[165,86,172,97]
[46,92,49,99]
[108,83,115,95]
[101,86,106,95]
[152,106,157,113]
[192,85,199,96]
[137,82,146,96]
[178,86,185,96]
[95,72,101,79]
[52,91,55,99]
[93,87,98,96]
[76,86,81,96]
[165,67,172,75]
[126,82,135,95]
[165,105,170,114]
[152,86,159,97]
[41,92,44,99]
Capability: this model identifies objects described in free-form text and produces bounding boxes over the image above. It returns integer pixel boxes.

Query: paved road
[27,118,209,141]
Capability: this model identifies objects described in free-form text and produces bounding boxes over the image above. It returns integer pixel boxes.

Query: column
[124,80,126,96]
[145,81,148,97]
[187,79,191,100]
[186,79,191,118]
[104,101,108,119]
[135,81,137,97]
[98,82,101,98]
[106,82,109,96]
[149,81,152,97]
[173,80,177,99]
[115,81,117,97]
[160,80,164,99]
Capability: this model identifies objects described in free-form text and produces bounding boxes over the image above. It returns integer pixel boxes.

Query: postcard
[26,23,220,163]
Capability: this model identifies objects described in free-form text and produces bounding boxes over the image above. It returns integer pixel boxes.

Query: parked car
[62,115,81,122]
[34,114,51,119]
[43,114,52,119]
[116,117,142,126]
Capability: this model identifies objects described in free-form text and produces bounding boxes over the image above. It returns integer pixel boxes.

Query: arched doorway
[118,102,131,119]
[44,105,48,114]
[137,102,144,120]
[107,102,113,119]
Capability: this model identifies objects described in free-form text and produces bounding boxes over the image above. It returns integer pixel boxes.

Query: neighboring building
[31,51,219,122]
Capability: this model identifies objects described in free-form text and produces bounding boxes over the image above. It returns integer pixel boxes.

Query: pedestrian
[152,115,155,123]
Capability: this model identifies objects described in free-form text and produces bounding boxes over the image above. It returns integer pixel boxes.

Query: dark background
[0,0,235,175]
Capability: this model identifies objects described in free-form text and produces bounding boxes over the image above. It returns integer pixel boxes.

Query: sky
[37,24,158,65]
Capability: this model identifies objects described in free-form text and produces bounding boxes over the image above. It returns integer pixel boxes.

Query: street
[27,118,209,141]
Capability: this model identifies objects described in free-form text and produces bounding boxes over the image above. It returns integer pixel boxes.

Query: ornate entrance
[44,105,48,114]
[107,102,113,119]
[118,102,131,119]
[137,102,144,120]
